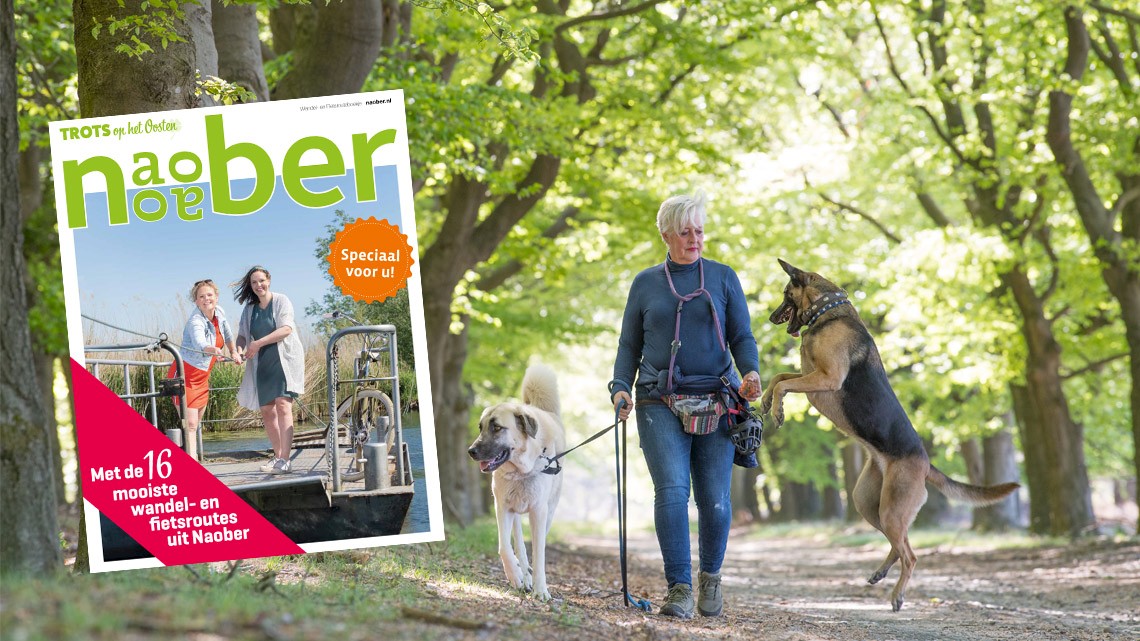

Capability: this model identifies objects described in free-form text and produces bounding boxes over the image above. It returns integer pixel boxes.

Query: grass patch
[0,523,509,641]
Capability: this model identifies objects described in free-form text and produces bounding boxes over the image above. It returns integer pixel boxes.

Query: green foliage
[414,0,538,62]
[23,207,68,356]
[195,73,257,105]
[763,416,841,490]
[728,0,1134,484]
[374,1,779,409]
[90,0,189,58]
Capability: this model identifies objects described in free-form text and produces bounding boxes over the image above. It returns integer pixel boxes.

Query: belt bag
[665,393,725,435]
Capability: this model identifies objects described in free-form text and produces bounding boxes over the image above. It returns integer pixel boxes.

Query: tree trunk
[271,0,384,100]
[822,459,843,520]
[915,437,951,526]
[35,354,65,507]
[841,441,863,522]
[268,4,312,56]
[1,0,63,571]
[973,429,1020,531]
[961,438,984,486]
[212,0,269,101]
[74,0,206,115]
[1006,269,1095,536]
[184,0,217,81]
[1012,383,1050,533]
[18,144,64,508]
[432,321,483,524]
[731,465,764,522]
[1046,6,1140,534]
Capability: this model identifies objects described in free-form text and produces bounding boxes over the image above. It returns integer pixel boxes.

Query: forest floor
[2,517,1137,641]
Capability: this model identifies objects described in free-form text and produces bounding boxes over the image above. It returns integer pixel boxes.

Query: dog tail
[927,465,1020,506]
[521,364,560,417]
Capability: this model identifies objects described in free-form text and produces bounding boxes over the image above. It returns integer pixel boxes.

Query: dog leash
[614,399,653,612]
[663,257,726,393]
[538,418,622,475]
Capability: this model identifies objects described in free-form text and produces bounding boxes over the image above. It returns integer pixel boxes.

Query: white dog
[467,364,565,601]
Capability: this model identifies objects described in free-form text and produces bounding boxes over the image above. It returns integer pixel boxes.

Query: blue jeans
[636,401,735,588]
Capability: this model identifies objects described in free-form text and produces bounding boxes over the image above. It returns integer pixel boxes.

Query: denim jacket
[181,305,234,371]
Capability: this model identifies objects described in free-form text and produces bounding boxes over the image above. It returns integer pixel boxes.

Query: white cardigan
[236,292,306,410]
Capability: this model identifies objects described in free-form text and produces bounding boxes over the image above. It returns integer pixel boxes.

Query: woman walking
[609,193,762,619]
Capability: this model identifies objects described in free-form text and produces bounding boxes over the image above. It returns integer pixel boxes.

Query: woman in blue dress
[233,266,306,474]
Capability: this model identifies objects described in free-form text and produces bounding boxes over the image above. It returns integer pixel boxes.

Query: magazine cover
[49,90,445,573]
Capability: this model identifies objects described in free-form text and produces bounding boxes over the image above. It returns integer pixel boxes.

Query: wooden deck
[204,447,342,488]
[101,444,415,561]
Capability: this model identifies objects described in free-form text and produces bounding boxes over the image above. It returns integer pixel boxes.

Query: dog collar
[801,292,850,331]
[538,447,563,475]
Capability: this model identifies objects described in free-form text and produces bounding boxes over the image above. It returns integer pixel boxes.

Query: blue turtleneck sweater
[610,256,759,400]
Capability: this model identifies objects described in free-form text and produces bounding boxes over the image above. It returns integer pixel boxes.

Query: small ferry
[86,320,415,561]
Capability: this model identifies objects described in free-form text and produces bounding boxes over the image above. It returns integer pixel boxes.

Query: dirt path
[537,528,1139,641]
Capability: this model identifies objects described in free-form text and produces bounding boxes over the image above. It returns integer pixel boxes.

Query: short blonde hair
[189,279,218,301]
[656,193,708,237]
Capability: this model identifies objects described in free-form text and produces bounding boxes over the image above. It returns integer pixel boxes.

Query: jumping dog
[760,259,1019,611]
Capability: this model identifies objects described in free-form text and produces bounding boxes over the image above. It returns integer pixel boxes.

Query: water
[203,412,430,535]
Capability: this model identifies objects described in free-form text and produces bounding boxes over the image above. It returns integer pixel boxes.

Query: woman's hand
[613,391,632,421]
[244,340,261,359]
[739,371,762,402]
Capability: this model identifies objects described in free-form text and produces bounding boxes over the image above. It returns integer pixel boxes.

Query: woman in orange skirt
[169,279,240,459]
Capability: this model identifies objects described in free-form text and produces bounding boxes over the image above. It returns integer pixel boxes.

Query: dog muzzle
[727,410,763,457]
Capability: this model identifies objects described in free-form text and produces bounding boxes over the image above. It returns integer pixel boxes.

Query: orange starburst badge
[327,217,415,303]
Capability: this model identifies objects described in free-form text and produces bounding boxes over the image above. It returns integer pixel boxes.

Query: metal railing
[325,324,406,493]
[85,339,191,457]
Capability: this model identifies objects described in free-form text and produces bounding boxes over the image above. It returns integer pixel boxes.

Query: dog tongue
[479,460,492,472]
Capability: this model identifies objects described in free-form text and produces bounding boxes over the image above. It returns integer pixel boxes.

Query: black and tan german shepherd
[760,259,1019,611]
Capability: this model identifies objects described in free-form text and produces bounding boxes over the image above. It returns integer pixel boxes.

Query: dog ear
[515,412,538,438]
[779,258,800,278]
[779,258,816,287]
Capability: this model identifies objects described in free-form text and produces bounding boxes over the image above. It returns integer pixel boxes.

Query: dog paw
[759,390,773,414]
[522,572,534,592]
[535,586,551,602]
[503,564,524,589]
[772,403,785,429]
[867,570,887,585]
[890,591,904,612]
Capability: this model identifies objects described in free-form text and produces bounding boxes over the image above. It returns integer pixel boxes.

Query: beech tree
[1046,4,1140,532]
[1,0,63,574]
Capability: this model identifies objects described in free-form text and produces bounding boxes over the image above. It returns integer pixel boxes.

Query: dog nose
[467,445,478,459]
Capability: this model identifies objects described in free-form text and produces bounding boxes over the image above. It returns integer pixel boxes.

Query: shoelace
[698,574,721,597]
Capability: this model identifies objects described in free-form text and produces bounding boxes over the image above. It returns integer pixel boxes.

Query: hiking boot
[697,570,722,617]
[259,459,279,473]
[658,583,694,619]
[269,458,291,475]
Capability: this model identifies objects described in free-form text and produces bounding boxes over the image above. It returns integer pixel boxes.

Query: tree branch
[1093,17,1134,95]
[871,3,970,167]
[795,76,850,140]
[468,154,562,264]
[1047,6,1120,266]
[915,191,953,228]
[554,0,668,34]
[1062,353,1129,380]
[811,183,903,244]
[1129,22,1140,76]
[476,205,582,291]
[1090,2,1140,24]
